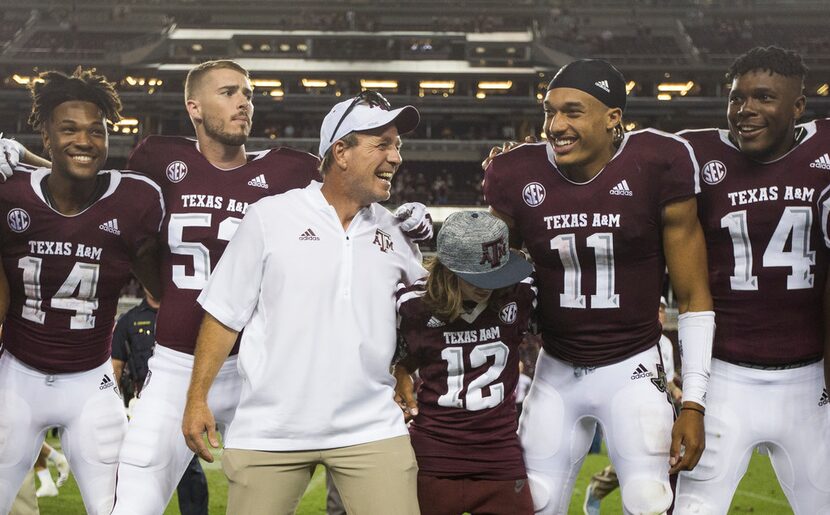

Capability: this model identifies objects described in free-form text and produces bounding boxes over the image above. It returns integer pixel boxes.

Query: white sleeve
[678,310,715,407]
[198,205,266,332]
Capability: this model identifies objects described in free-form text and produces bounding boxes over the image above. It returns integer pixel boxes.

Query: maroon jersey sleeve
[126,136,320,354]
[483,153,518,220]
[126,137,158,182]
[659,135,700,205]
[0,168,164,373]
[398,278,535,480]
[682,122,830,365]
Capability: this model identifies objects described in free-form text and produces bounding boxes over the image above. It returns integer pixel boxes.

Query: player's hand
[393,365,418,422]
[481,136,539,170]
[395,202,433,243]
[0,137,26,181]
[669,402,705,474]
[182,399,219,462]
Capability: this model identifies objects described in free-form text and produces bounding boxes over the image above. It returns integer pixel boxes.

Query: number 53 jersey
[680,120,830,366]
[127,136,321,355]
[0,167,164,373]
[483,130,699,367]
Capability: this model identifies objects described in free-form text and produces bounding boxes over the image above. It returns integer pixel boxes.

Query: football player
[0,68,164,515]
[394,211,535,515]
[674,46,830,514]
[483,59,714,514]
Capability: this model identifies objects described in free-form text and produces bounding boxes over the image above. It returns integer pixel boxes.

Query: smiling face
[42,100,108,181]
[544,87,622,180]
[343,123,402,205]
[727,69,805,162]
[188,67,253,146]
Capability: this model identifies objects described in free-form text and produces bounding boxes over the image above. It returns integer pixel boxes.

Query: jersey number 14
[721,207,815,290]
[19,257,99,329]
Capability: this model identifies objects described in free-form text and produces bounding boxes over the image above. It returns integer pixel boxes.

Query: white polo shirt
[198,181,425,451]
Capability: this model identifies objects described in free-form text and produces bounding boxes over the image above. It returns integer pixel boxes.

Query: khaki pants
[10,470,39,515]
[223,435,419,515]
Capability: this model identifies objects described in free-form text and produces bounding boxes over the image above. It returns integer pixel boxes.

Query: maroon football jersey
[680,120,830,365]
[484,131,698,366]
[127,136,320,355]
[0,166,164,373]
[397,276,536,480]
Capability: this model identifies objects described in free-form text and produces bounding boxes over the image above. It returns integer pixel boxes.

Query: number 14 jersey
[0,167,164,373]
[127,136,321,355]
[681,120,830,366]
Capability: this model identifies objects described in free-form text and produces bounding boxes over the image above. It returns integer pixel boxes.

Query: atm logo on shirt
[373,229,394,253]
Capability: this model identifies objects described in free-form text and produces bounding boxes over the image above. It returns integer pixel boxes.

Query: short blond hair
[184,60,249,101]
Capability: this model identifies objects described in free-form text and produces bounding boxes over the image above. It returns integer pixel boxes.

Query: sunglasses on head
[329,90,392,143]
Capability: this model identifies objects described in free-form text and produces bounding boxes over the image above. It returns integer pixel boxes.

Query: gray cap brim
[455,250,533,290]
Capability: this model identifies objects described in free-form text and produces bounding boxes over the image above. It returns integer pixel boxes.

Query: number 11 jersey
[127,136,321,355]
[483,130,699,367]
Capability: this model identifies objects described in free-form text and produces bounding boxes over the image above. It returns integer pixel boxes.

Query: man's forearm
[187,313,239,403]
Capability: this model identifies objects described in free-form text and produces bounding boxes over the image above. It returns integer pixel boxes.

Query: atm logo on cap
[481,237,507,268]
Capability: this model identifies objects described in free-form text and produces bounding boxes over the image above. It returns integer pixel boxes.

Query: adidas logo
[99,374,114,390]
[427,316,445,328]
[820,389,829,407]
[99,219,121,235]
[610,180,633,196]
[810,153,830,170]
[595,80,610,93]
[247,174,269,188]
[630,363,653,380]
[299,228,320,241]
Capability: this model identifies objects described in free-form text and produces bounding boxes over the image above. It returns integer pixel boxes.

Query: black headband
[547,59,627,112]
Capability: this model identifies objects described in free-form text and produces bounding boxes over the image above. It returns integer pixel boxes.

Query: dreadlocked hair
[728,46,808,81]
[28,67,122,131]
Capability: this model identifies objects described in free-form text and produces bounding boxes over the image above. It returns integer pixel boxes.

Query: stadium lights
[116,118,139,126]
[269,89,284,97]
[191,44,203,52]
[11,74,43,85]
[626,81,636,94]
[657,93,673,101]
[419,80,455,89]
[476,92,486,99]
[251,79,282,88]
[360,80,398,89]
[818,83,829,96]
[241,43,253,52]
[302,79,328,88]
[657,81,695,96]
[478,81,512,90]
